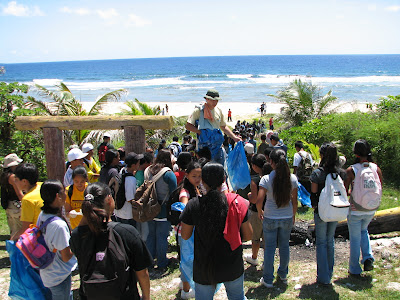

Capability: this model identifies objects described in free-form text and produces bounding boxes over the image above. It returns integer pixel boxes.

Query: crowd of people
[0,89,383,300]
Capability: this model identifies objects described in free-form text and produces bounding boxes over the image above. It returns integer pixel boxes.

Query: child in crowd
[70,182,152,300]
[344,139,383,276]
[176,161,202,299]
[310,142,346,286]
[99,149,120,185]
[81,143,100,183]
[65,166,89,230]
[180,162,252,299]
[174,152,192,185]
[37,180,77,300]
[256,149,298,288]
[11,163,43,241]
[136,152,153,188]
[246,154,272,266]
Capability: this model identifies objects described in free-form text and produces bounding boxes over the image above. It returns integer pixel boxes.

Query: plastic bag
[227,141,251,191]
[297,182,312,208]
[6,240,51,300]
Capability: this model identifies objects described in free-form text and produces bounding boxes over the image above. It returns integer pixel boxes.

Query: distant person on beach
[227,109,232,122]
[185,89,241,165]
[97,132,114,166]
[269,117,274,130]
[166,104,169,114]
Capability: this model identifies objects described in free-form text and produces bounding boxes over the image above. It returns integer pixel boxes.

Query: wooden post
[43,128,65,183]
[124,125,146,154]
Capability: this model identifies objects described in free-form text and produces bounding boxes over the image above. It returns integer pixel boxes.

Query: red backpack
[98,144,109,164]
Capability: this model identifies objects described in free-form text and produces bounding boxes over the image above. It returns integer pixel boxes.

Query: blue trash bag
[227,141,251,191]
[297,182,312,208]
[180,232,195,289]
[6,240,52,300]
[198,129,224,161]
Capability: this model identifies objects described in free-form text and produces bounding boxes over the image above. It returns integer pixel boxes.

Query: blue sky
[1,0,399,63]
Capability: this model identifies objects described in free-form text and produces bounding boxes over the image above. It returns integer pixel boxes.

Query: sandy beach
[81,100,371,125]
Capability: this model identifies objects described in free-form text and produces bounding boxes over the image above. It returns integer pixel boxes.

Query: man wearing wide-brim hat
[186,89,241,165]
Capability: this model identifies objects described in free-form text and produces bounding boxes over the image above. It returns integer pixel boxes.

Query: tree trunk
[124,125,146,154]
[43,127,65,183]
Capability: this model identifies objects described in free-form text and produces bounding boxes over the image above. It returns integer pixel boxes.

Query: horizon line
[2,53,400,65]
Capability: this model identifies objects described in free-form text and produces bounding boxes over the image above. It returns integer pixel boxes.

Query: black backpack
[166,188,181,226]
[297,151,313,182]
[109,172,134,210]
[82,222,130,300]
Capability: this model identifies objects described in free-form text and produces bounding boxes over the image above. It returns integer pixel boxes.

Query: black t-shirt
[180,197,248,285]
[70,223,152,300]
[99,166,119,185]
[249,174,261,212]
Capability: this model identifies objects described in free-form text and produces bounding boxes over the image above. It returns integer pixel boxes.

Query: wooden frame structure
[15,115,174,183]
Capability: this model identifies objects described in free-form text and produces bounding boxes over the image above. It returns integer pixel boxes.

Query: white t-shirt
[114,174,136,220]
[63,167,73,187]
[293,151,313,168]
[37,212,77,288]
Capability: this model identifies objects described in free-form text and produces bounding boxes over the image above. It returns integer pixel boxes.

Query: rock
[387,282,400,292]
[383,264,393,269]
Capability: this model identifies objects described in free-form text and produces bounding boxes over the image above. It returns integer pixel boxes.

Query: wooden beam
[15,115,174,131]
[124,126,146,154]
[43,127,65,183]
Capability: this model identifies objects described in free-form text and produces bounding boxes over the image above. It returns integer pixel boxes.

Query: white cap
[82,143,94,153]
[244,143,254,154]
[67,148,88,162]
[3,153,23,168]
[103,132,111,138]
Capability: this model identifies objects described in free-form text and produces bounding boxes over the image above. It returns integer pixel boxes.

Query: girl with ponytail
[180,163,252,299]
[37,180,76,299]
[256,149,298,288]
[310,142,346,286]
[70,182,152,300]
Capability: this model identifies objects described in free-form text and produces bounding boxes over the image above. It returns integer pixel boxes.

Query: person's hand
[258,210,264,220]
[350,203,357,211]
[232,135,242,143]
[247,192,252,199]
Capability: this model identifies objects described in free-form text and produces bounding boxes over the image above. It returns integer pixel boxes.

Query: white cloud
[367,4,377,11]
[385,5,400,12]
[336,14,345,19]
[60,6,91,16]
[97,8,118,20]
[127,14,151,27]
[3,1,44,17]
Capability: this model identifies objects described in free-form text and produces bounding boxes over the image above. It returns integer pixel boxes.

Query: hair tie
[84,194,95,203]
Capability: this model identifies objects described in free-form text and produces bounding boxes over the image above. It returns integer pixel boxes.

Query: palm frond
[135,99,156,115]
[24,96,56,116]
[88,89,127,115]
[119,100,143,115]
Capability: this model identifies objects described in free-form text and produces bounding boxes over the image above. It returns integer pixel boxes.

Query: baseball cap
[68,148,88,162]
[103,132,111,138]
[244,143,255,154]
[3,153,23,168]
[81,143,94,153]
[125,152,144,165]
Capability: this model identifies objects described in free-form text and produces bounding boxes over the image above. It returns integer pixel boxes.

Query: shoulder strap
[39,216,60,231]
[152,167,171,182]
[68,184,74,199]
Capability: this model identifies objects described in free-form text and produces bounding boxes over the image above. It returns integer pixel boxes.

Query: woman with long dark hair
[99,149,120,185]
[344,139,383,276]
[181,162,252,299]
[256,149,298,288]
[145,148,177,269]
[37,180,76,299]
[70,182,152,300]
[310,142,346,286]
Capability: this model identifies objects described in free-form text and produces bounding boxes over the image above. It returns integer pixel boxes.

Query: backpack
[16,216,60,269]
[132,167,170,222]
[82,222,130,300]
[98,144,109,164]
[168,143,181,158]
[296,151,313,182]
[318,172,350,222]
[166,188,181,226]
[350,162,382,211]
[109,171,134,210]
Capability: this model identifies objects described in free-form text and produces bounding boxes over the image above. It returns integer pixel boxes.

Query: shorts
[249,210,263,242]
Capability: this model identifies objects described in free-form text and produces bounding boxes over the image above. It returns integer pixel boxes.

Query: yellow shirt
[20,183,43,225]
[85,158,100,183]
[66,183,88,229]
[187,105,226,129]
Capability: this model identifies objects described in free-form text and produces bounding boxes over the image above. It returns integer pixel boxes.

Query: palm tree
[269,79,337,127]
[27,82,127,145]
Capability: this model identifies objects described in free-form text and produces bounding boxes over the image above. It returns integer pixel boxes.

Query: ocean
[1,55,399,103]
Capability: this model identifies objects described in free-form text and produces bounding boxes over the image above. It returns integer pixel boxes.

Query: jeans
[136,221,149,242]
[347,213,375,274]
[115,216,136,228]
[262,218,292,285]
[195,273,246,300]
[48,274,72,300]
[146,220,171,268]
[314,212,337,284]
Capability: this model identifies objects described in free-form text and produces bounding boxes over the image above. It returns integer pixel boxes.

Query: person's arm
[164,171,177,195]
[60,246,74,262]
[240,220,253,242]
[181,222,194,240]
[344,167,354,195]
[256,187,267,220]
[377,166,383,184]
[179,189,189,205]
[248,180,258,204]
[11,221,30,241]
[135,268,150,300]
[8,174,24,201]
[293,167,297,175]
[220,125,241,143]
[291,187,298,224]
[185,122,201,135]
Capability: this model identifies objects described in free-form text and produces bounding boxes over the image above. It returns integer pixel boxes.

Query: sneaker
[260,277,273,288]
[277,275,288,284]
[181,289,195,299]
[364,258,374,271]
[245,255,259,266]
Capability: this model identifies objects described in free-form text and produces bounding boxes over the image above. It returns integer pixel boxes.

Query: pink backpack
[351,162,382,211]
[16,216,60,269]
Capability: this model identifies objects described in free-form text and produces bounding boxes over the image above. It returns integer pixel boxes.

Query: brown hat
[204,89,221,101]
[3,153,23,168]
